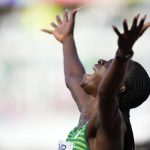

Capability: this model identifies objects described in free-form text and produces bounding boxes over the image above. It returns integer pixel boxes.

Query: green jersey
[66,123,90,150]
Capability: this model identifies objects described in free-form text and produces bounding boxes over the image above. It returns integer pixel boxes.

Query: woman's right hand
[42,9,77,43]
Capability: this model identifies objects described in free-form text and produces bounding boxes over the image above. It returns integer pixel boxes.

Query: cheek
[94,77,101,88]
[98,68,108,79]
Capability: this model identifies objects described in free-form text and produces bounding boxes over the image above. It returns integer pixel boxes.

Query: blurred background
[0,0,150,149]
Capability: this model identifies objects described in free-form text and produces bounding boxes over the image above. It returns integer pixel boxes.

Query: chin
[80,73,100,94]
[80,80,86,89]
[80,80,95,95]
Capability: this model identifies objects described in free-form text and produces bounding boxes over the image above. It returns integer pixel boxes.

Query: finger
[123,19,129,33]
[56,15,62,25]
[139,26,149,36]
[138,14,147,31]
[139,23,150,36]
[76,6,83,11]
[112,25,122,37]
[41,29,53,34]
[51,22,58,29]
[131,14,140,30]
[63,10,68,22]
[143,22,150,28]
[70,9,78,23]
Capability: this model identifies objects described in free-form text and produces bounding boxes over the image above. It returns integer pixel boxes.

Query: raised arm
[42,10,88,112]
[99,14,150,98]
[97,15,150,135]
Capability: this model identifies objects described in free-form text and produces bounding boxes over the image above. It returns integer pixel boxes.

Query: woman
[42,10,150,150]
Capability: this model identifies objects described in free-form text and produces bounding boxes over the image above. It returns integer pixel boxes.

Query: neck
[86,94,99,112]
[78,94,98,128]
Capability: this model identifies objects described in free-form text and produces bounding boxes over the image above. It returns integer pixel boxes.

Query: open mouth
[93,65,98,74]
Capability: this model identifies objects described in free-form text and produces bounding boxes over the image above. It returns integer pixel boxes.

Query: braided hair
[118,60,150,150]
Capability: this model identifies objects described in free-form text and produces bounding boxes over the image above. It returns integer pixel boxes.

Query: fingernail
[123,19,127,23]
[112,25,115,28]
[76,7,83,11]
[144,14,147,18]
[137,13,140,17]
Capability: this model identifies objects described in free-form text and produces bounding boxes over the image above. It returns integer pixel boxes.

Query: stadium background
[0,0,150,149]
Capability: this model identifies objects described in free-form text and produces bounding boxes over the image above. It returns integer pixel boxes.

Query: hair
[118,60,150,150]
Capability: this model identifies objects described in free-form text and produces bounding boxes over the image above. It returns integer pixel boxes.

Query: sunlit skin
[42,10,150,150]
[80,59,113,96]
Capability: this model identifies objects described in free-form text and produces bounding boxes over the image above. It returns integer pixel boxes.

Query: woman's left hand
[113,14,150,51]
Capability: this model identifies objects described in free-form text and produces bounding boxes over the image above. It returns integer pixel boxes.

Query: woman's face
[80,59,112,95]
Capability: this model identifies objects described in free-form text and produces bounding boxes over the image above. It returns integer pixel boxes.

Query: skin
[42,10,150,150]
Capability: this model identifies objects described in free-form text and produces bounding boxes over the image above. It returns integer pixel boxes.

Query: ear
[119,85,126,93]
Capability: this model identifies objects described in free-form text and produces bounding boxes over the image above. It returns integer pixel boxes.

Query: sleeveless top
[58,123,90,150]
[66,123,90,150]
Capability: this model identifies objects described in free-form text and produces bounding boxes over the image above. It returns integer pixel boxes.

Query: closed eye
[109,59,113,63]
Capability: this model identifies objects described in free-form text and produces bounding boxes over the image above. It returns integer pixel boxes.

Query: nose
[98,59,106,65]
